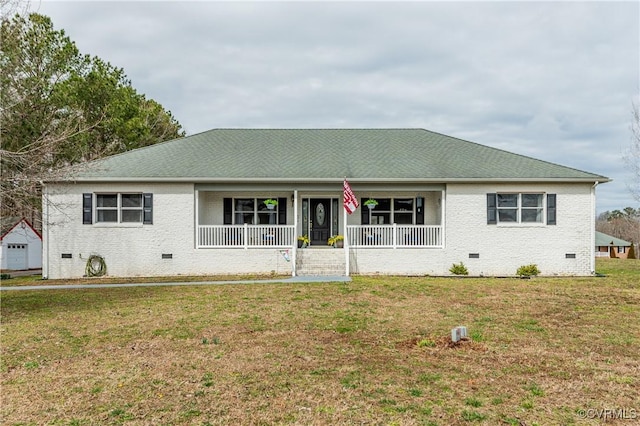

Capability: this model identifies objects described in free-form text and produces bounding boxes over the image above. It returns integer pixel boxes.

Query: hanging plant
[264,198,278,210]
[364,198,378,209]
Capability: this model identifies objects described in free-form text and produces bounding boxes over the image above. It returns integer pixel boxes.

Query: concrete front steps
[296,247,346,276]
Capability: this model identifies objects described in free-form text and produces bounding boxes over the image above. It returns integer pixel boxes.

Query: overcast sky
[35,0,639,213]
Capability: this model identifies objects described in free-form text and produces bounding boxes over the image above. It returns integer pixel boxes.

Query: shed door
[7,244,28,270]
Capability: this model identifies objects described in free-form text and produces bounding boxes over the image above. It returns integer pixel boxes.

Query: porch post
[292,190,298,277]
[194,189,199,249]
[441,189,446,248]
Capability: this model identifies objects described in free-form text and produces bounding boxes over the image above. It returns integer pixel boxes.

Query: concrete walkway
[0,275,351,291]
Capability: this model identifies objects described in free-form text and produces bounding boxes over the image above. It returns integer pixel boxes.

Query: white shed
[1,218,42,271]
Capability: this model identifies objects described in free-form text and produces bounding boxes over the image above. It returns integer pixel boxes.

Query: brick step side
[296,249,346,276]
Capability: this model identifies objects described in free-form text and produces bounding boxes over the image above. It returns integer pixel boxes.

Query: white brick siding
[43,181,596,279]
[350,183,594,276]
[44,183,295,279]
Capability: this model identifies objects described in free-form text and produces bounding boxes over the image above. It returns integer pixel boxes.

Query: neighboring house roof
[57,128,610,183]
[0,217,42,241]
[595,231,631,247]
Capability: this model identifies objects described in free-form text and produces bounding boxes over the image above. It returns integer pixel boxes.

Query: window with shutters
[86,193,152,224]
[487,193,555,225]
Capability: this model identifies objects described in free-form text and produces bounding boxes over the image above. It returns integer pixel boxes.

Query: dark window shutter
[277,197,287,225]
[360,198,369,225]
[143,193,153,224]
[223,198,233,225]
[416,197,425,225]
[487,193,497,225]
[83,193,92,224]
[547,194,557,225]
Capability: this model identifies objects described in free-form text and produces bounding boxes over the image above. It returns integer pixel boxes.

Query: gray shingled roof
[595,231,631,247]
[62,128,609,182]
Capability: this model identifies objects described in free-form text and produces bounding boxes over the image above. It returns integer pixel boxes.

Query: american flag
[343,179,359,214]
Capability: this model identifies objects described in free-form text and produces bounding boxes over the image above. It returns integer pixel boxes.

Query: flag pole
[342,177,358,277]
[343,176,349,277]
[344,192,349,277]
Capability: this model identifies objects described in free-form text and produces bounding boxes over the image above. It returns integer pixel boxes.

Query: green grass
[1,258,638,425]
[595,257,640,276]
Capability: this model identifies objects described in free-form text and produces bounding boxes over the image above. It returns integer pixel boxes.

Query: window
[96,194,118,222]
[521,194,543,223]
[370,198,391,224]
[488,193,554,225]
[394,198,414,224]
[363,198,415,224]
[84,193,152,224]
[96,193,142,223]
[497,193,542,223]
[232,198,282,225]
[121,194,143,222]
[235,198,256,224]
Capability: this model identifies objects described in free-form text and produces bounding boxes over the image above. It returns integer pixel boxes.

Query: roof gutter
[45,176,612,184]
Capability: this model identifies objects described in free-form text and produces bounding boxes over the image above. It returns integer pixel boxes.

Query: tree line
[1,13,185,227]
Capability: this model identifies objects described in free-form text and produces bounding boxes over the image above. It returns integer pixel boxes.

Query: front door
[310,199,331,245]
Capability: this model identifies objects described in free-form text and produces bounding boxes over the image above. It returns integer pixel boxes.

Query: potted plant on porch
[297,235,310,248]
[263,198,278,210]
[328,235,344,248]
[364,198,378,209]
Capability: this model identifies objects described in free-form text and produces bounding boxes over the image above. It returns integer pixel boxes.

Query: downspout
[591,181,599,274]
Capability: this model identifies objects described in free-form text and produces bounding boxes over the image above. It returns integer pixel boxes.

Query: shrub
[449,262,469,276]
[517,264,540,277]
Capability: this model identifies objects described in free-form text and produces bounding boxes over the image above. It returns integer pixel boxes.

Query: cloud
[37,0,640,211]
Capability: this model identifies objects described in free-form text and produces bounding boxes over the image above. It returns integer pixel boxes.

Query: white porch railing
[347,224,443,248]
[197,224,442,248]
[198,224,295,248]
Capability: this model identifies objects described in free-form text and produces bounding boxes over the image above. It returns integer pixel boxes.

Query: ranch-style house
[42,128,609,279]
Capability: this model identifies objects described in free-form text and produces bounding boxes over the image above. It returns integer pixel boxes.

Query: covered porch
[195,185,445,250]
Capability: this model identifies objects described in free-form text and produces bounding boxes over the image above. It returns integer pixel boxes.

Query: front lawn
[1,258,638,425]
